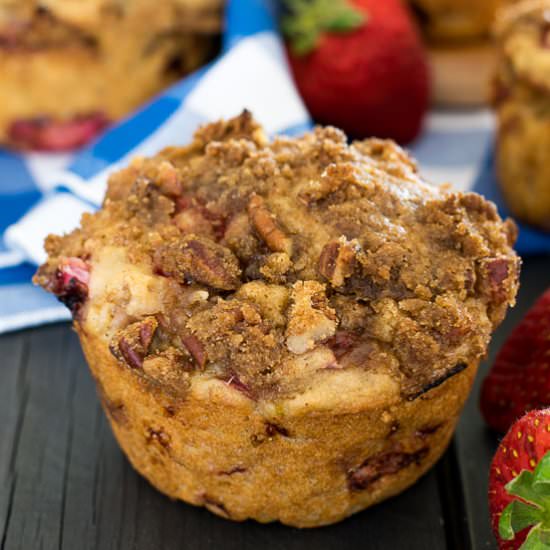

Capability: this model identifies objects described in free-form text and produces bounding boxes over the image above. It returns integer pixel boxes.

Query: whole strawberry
[481,289,550,433]
[488,409,550,549]
[282,0,430,143]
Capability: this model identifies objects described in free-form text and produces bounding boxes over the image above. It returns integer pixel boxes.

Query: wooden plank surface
[0,255,548,549]
[454,255,550,550]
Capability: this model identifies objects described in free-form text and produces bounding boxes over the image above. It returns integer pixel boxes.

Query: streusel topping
[35,112,520,399]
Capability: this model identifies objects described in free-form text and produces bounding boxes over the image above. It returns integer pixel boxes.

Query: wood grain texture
[0,256,548,549]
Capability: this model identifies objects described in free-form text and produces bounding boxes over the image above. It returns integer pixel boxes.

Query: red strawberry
[282,0,430,143]
[488,409,550,549]
[8,112,109,151]
[480,289,550,433]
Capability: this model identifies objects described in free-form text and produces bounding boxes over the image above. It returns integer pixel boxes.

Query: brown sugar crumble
[35,111,520,401]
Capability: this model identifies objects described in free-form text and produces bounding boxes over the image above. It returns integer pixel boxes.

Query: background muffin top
[36,112,520,403]
[0,0,222,30]
[495,0,550,93]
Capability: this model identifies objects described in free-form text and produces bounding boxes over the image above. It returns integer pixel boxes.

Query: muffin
[35,112,520,527]
[494,0,550,230]
[408,0,520,106]
[0,0,221,150]
[409,0,504,42]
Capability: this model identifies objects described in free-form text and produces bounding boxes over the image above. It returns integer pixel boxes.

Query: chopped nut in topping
[318,236,360,287]
[110,317,158,369]
[155,160,183,197]
[286,281,338,354]
[181,334,208,368]
[155,234,241,290]
[248,194,293,256]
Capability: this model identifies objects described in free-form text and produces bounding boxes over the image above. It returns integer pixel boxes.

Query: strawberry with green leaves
[481,289,550,433]
[489,409,550,549]
[282,0,430,143]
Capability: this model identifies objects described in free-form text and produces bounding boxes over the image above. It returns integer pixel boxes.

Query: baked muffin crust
[0,0,221,148]
[36,112,520,526]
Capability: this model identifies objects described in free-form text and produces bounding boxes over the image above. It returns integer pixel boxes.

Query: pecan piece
[155,235,241,290]
[181,334,207,368]
[318,236,359,287]
[155,160,182,196]
[248,194,292,256]
[110,317,158,369]
[224,374,253,398]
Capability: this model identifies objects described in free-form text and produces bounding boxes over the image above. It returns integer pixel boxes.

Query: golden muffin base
[80,325,477,528]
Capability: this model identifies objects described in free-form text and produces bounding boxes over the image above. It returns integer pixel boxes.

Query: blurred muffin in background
[409,0,502,42]
[0,0,222,150]
[408,0,516,106]
[494,0,550,231]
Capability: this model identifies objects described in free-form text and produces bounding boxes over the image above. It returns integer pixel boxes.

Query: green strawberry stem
[499,452,550,549]
[281,0,367,55]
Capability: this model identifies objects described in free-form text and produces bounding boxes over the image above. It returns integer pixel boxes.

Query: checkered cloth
[0,0,547,334]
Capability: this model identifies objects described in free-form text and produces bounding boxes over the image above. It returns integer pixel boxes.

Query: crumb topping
[495,0,550,106]
[35,111,520,400]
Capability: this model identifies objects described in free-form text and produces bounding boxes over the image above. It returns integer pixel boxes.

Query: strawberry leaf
[291,31,320,56]
[506,470,547,508]
[533,452,550,489]
[499,501,543,541]
[282,0,366,55]
[324,8,365,32]
[520,523,550,549]
[499,451,550,548]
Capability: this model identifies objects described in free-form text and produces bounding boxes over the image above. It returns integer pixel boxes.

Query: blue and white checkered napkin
[0,0,548,334]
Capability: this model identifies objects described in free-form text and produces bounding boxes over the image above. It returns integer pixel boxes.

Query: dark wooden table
[1,256,548,550]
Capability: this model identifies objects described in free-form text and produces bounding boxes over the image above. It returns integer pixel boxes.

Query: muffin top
[495,0,550,100]
[35,112,520,405]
